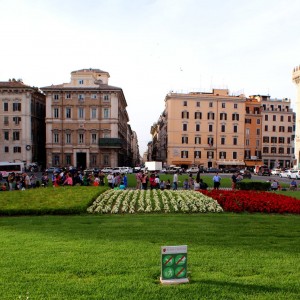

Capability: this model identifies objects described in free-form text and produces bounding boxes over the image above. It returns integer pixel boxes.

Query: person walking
[173,170,179,190]
[213,172,221,190]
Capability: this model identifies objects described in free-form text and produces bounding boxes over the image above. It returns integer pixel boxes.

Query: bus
[0,161,25,178]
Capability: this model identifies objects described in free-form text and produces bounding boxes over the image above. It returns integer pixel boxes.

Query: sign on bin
[160,245,189,284]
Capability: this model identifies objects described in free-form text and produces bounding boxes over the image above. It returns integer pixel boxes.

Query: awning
[171,161,193,165]
[216,160,245,166]
[244,160,263,167]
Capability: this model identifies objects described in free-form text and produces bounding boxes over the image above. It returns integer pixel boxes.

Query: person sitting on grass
[290,179,297,191]
[271,180,279,191]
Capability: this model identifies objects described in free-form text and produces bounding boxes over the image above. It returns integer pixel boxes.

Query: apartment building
[161,89,247,169]
[250,95,295,169]
[0,79,46,165]
[41,68,130,169]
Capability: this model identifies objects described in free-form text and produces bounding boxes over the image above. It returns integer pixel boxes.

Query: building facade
[0,79,46,166]
[292,65,300,168]
[41,69,130,169]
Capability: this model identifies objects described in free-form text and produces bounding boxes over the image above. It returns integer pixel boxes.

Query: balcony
[98,138,125,148]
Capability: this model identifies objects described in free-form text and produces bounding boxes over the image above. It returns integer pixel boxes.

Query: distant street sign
[160,245,189,284]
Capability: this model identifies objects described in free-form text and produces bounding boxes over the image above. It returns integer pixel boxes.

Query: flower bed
[201,190,300,214]
[87,189,223,214]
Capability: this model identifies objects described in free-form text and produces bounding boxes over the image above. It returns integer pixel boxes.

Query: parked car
[242,170,252,179]
[45,167,62,174]
[271,168,281,175]
[207,168,220,173]
[289,170,300,179]
[279,169,292,178]
[101,167,113,174]
[223,167,240,173]
[186,166,200,174]
[165,167,183,174]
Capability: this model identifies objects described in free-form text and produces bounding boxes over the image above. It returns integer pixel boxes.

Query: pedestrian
[173,170,179,190]
[231,172,237,190]
[213,172,221,190]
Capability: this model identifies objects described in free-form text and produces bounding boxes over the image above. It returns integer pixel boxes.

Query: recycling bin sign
[160,245,189,284]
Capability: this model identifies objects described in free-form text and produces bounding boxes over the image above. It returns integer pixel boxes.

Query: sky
[1,0,300,154]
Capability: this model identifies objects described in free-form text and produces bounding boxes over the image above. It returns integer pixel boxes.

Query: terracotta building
[0,79,46,166]
[41,68,131,169]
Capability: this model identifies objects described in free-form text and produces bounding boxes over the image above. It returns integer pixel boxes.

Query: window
[54,108,59,118]
[103,154,109,165]
[233,137,237,145]
[279,126,285,132]
[4,131,9,140]
[4,103,8,111]
[263,136,269,143]
[91,154,97,166]
[13,117,21,125]
[91,108,97,119]
[53,155,60,166]
[263,147,269,154]
[4,146,9,153]
[194,151,201,158]
[66,133,71,144]
[209,124,213,132]
[91,94,97,99]
[54,133,59,143]
[273,115,276,121]
[233,152,237,159]
[271,147,276,154]
[13,131,20,141]
[246,139,249,146]
[182,111,189,119]
[196,124,200,131]
[78,79,84,84]
[194,112,202,119]
[181,150,188,158]
[221,124,225,132]
[265,125,268,131]
[13,146,21,153]
[207,112,215,120]
[209,102,213,108]
[4,116,9,125]
[245,119,251,124]
[272,126,276,132]
[103,108,110,119]
[288,126,293,132]
[66,108,71,118]
[103,132,110,138]
[183,101,187,106]
[280,116,284,122]
[219,152,226,159]
[53,94,59,100]
[208,137,214,146]
[182,136,188,144]
[221,137,225,145]
[246,128,250,135]
[92,133,97,144]
[183,124,187,131]
[66,154,71,165]
[232,113,239,121]
[287,137,291,143]
[288,116,292,122]
[66,93,71,99]
[222,103,225,108]
[78,107,84,119]
[220,113,227,120]
[278,148,283,154]
[103,94,110,101]
[271,137,277,143]
[234,103,238,109]
[195,136,201,144]
[256,129,260,135]
[279,137,285,143]
[78,94,84,100]
[233,125,237,133]
[79,133,84,144]
[196,102,200,107]
[13,103,21,111]
[207,151,214,159]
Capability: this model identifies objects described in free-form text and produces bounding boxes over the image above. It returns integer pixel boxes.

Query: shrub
[236,181,271,191]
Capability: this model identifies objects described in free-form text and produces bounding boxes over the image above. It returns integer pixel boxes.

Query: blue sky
[1,0,300,153]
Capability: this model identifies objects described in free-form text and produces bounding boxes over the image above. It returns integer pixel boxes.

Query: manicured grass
[0,186,108,215]
[1,214,299,299]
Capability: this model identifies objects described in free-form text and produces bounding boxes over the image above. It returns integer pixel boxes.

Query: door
[76,153,86,170]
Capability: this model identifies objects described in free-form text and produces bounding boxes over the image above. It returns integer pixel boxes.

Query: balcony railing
[98,138,125,148]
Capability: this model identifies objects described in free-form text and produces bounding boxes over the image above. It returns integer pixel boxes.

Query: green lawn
[1,214,299,299]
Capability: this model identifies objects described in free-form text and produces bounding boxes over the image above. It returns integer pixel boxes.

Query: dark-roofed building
[0,79,46,166]
[41,68,131,169]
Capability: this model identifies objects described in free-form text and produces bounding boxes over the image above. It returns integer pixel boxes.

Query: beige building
[0,79,46,165]
[41,68,130,169]
[162,89,246,169]
[250,95,295,169]
[292,65,300,168]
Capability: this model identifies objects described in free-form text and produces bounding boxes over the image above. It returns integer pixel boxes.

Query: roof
[71,68,110,75]
[41,83,122,91]
[0,80,34,89]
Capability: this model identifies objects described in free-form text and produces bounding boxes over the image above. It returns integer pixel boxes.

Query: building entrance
[76,153,86,170]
